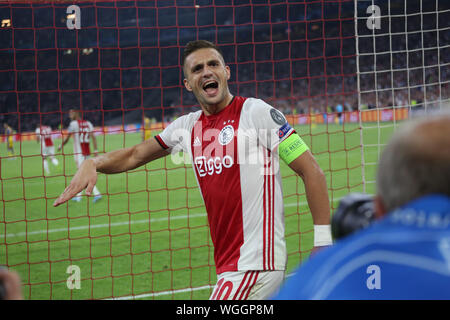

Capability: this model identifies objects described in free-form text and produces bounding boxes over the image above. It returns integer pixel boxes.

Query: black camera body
[331,193,376,241]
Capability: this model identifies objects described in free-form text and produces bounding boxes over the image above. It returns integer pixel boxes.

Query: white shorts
[41,145,55,157]
[209,270,285,300]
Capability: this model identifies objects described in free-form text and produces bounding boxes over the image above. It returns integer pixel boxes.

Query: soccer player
[35,124,59,174]
[53,40,332,299]
[3,123,15,158]
[58,109,102,203]
[273,113,450,299]
[335,104,343,125]
[142,116,152,142]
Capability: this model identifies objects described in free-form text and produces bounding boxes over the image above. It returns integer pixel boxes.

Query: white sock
[52,157,59,166]
[43,159,49,174]
[92,186,101,196]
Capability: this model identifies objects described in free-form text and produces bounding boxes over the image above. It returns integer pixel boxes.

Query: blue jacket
[273,194,450,300]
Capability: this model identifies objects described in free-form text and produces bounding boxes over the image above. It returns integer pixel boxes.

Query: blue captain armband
[278,133,309,165]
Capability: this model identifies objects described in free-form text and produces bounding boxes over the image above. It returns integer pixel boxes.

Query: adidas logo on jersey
[193,136,201,147]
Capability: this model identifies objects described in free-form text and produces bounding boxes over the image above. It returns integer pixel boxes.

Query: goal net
[0,0,448,300]
[356,0,450,192]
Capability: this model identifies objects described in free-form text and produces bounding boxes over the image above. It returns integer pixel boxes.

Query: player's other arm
[288,150,330,225]
[250,99,332,252]
[53,138,169,207]
[280,135,332,252]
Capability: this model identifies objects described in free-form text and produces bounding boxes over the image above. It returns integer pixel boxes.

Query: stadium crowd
[0,0,448,134]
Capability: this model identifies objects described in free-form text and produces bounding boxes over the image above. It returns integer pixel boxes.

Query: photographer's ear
[374,195,387,219]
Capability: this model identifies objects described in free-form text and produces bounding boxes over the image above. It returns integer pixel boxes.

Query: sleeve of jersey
[154,116,190,153]
[67,121,76,133]
[248,98,309,164]
[248,99,293,150]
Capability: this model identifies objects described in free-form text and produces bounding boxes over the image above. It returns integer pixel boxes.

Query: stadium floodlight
[1,19,11,27]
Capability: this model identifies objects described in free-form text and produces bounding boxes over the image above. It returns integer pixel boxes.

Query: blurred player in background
[142,116,152,142]
[53,40,331,299]
[35,124,59,175]
[335,104,343,125]
[3,123,15,158]
[273,113,450,299]
[58,109,102,203]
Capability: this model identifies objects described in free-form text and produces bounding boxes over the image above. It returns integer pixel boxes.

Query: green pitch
[0,122,396,300]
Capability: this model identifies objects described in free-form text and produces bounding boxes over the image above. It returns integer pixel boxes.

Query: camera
[331,193,376,241]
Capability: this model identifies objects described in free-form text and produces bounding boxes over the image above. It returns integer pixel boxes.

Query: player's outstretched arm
[53,158,98,206]
[53,138,169,207]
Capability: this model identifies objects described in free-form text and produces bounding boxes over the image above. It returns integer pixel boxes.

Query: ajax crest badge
[219,125,234,145]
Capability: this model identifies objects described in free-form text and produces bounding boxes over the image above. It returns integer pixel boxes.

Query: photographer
[273,113,450,299]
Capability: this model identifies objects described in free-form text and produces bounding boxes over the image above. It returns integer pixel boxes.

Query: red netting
[0,0,359,300]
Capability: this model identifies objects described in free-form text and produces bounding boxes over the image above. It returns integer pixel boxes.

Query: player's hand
[53,159,98,207]
[57,145,62,152]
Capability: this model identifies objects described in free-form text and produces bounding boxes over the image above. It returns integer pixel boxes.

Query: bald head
[376,113,450,214]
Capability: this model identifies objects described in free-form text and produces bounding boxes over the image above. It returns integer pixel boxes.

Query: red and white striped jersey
[68,119,94,156]
[155,97,295,274]
[35,125,54,147]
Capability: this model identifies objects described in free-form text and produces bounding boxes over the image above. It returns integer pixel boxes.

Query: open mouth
[202,81,219,95]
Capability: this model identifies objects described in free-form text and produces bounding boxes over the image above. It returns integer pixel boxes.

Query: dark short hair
[181,40,224,69]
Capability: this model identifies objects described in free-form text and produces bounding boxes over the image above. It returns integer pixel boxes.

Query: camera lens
[332,193,376,240]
